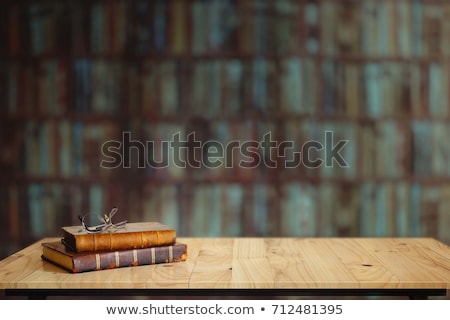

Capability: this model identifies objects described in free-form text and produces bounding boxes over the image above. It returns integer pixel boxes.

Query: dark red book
[41,240,187,273]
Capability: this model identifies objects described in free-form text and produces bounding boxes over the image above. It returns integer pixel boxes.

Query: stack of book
[41,222,187,273]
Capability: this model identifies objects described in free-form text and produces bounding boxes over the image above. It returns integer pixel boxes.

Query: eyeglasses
[78,207,127,233]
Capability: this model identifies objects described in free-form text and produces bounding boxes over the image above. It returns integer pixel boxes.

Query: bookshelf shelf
[4,112,450,123]
[6,173,450,185]
[1,0,450,260]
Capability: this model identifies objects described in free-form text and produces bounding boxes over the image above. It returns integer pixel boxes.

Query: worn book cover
[42,240,187,273]
[62,222,176,252]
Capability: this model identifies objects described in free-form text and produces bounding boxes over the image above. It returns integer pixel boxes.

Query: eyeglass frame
[78,207,127,234]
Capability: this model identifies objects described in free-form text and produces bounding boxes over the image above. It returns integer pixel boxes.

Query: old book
[42,240,187,273]
[62,221,176,252]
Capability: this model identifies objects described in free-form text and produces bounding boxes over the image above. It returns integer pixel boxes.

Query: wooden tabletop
[0,237,449,294]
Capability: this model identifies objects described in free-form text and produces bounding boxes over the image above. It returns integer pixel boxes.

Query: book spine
[72,244,187,273]
[70,229,177,252]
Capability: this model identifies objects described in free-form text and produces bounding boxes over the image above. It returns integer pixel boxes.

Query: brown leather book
[62,222,176,252]
[41,240,187,273]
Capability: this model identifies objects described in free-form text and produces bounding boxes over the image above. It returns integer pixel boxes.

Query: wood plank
[21,259,192,289]
[296,238,360,288]
[357,238,450,288]
[231,238,274,288]
[233,238,267,258]
[266,238,318,288]
[324,238,400,288]
[266,238,359,288]
[0,239,45,288]
[188,238,234,288]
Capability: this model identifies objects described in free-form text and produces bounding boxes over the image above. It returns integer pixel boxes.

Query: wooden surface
[0,237,449,291]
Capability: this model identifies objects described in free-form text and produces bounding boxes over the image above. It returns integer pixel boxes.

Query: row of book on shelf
[41,216,187,273]
[2,119,450,179]
[3,0,450,57]
[2,181,449,246]
[3,58,450,118]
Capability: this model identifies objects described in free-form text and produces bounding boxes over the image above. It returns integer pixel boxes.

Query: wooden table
[1,237,449,299]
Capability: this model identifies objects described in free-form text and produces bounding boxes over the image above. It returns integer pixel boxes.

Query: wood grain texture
[0,237,449,290]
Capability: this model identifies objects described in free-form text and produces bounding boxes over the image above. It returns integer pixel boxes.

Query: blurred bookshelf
[1,0,450,260]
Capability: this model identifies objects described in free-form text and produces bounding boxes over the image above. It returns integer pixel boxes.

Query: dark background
[1,0,449,263]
